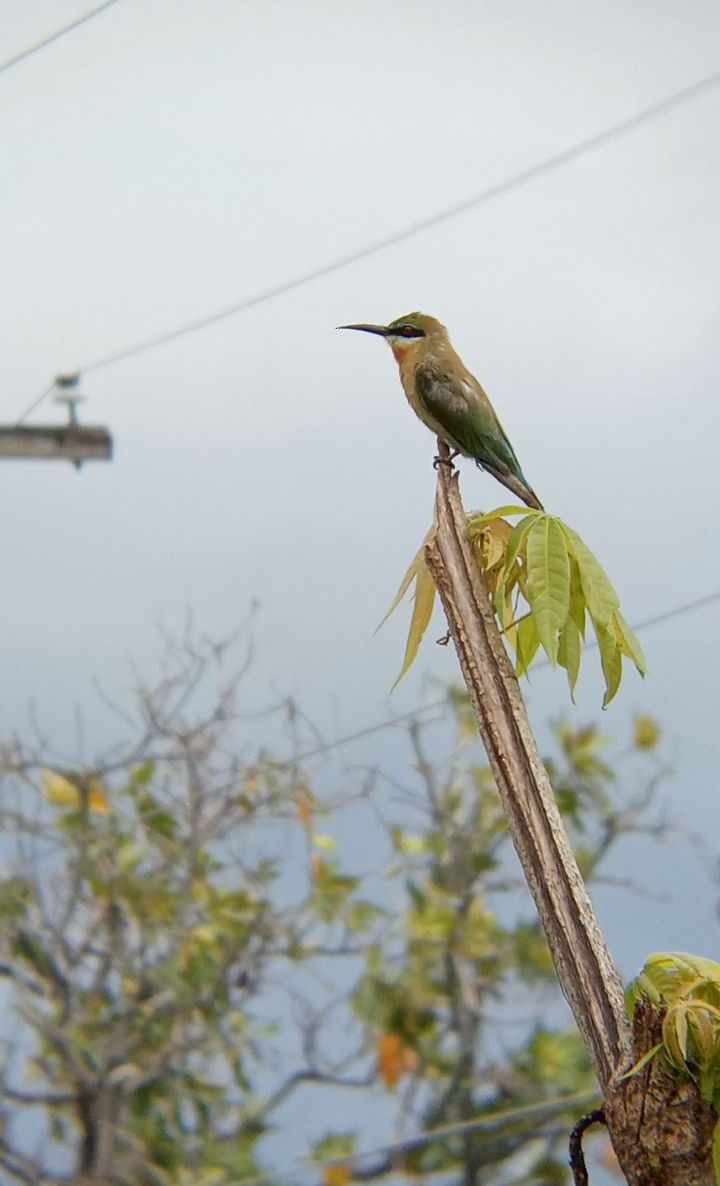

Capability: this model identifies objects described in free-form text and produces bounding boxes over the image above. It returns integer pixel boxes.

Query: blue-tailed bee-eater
[340,312,543,510]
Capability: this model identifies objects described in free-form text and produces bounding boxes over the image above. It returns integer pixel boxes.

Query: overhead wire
[228,1089,599,1186]
[13,67,720,424]
[0,0,122,78]
[292,588,720,763]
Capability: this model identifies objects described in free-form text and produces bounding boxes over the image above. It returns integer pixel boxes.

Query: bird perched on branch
[340,312,543,511]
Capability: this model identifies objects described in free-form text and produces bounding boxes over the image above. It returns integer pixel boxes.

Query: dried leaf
[377,1032,407,1090]
[323,1165,351,1186]
[88,779,110,814]
[472,518,512,581]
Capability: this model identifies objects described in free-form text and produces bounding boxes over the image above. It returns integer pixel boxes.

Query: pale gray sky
[2,0,720,1176]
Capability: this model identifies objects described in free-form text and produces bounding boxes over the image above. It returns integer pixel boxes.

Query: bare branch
[424,452,630,1089]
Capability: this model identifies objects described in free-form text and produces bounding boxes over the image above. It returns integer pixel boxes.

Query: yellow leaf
[468,505,539,526]
[391,563,436,690]
[313,833,336,852]
[471,518,512,573]
[43,770,80,807]
[397,833,425,855]
[43,770,109,813]
[323,1165,351,1186]
[191,924,219,946]
[88,779,110,814]
[634,715,660,750]
[376,529,433,633]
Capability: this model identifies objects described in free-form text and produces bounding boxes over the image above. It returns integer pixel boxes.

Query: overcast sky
[2,0,720,1177]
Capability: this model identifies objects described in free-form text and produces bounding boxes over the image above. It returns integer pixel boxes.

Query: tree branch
[424,450,630,1089]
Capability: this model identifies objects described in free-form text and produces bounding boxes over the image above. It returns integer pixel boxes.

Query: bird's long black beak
[337,323,391,337]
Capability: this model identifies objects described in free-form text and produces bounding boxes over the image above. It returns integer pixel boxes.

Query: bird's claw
[433,449,460,471]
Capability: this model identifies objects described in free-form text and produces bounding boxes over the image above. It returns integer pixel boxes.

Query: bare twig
[568,1107,606,1186]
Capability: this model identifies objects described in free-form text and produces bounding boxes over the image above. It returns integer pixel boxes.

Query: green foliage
[626,952,720,1184]
[0,630,669,1186]
[381,507,645,706]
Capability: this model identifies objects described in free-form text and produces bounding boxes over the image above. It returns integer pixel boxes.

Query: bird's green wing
[415,363,526,482]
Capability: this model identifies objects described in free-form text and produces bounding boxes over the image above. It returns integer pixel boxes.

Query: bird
[339,312,543,510]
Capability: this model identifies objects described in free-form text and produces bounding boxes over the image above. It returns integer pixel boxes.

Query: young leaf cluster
[381,507,645,706]
[626,952,720,1183]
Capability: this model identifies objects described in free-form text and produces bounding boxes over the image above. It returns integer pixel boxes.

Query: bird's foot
[432,450,459,471]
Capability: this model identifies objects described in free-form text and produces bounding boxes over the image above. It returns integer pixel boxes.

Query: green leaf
[593,620,623,708]
[611,610,647,677]
[525,518,571,665]
[617,1042,663,1081]
[562,527,619,626]
[467,505,539,527]
[516,613,540,678]
[557,617,582,700]
[663,1004,689,1067]
[568,559,586,639]
[712,1119,720,1186]
[499,514,537,592]
[391,565,437,690]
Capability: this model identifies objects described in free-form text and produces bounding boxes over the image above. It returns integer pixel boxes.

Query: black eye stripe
[395,325,425,338]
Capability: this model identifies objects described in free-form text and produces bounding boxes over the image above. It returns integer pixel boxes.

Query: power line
[14,67,720,424]
[293,588,720,763]
[0,0,122,78]
[230,1089,599,1186]
[15,384,56,427]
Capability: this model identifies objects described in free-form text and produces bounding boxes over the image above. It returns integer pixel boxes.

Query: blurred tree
[0,628,666,1185]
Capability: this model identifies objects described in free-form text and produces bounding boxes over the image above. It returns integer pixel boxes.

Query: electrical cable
[13,68,720,423]
[0,0,121,78]
[293,589,720,763]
